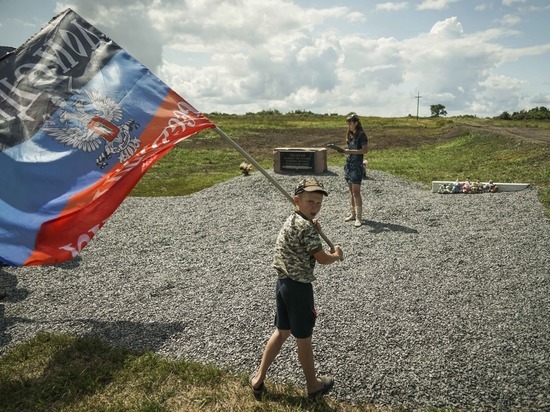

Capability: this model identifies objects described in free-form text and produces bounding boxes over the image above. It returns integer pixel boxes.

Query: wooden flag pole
[213,126,336,252]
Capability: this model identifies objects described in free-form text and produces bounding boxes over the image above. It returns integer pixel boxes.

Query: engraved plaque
[280,151,315,171]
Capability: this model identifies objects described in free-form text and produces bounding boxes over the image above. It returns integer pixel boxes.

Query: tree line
[430,104,550,120]
[209,106,550,120]
[496,106,550,120]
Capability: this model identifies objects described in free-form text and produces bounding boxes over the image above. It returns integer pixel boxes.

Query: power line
[415,92,422,121]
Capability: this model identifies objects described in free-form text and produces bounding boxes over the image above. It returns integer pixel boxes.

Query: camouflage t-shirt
[272,212,323,283]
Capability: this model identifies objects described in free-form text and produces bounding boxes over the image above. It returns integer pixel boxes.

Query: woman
[343,113,368,227]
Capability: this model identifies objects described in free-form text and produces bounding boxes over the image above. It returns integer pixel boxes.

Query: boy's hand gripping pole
[213,127,336,252]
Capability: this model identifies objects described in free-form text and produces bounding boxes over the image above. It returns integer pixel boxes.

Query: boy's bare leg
[251,328,291,388]
[296,336,324,394]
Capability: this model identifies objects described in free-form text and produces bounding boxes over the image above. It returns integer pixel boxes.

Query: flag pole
[213,126,336,252]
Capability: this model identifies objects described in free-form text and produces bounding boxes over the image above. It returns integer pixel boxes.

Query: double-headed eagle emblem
[43,89,141,169]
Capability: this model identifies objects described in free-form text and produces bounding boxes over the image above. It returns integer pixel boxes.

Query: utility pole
[415,92,422,121]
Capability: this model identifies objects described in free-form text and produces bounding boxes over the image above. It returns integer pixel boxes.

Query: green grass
[131,146,273,197]
[0,333,378,412]
[131,148,243,196]
[367,133,549,213]
[375,132,547,182]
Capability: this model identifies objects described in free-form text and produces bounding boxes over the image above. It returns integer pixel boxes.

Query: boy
[250,177,344,398]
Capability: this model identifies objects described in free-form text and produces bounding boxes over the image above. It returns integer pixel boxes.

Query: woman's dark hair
[346,113,359,122]
[345,113,364,144]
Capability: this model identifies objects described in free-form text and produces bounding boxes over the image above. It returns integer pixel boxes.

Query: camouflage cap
[294,177,328,196]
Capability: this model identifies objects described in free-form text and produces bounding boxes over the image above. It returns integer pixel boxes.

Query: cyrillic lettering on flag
[0,9,216,266]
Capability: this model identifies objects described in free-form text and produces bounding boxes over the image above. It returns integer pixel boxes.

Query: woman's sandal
[308,375,334,398]
[249,373,267,398]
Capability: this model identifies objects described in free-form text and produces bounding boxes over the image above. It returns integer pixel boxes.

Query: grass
[203,112,441,131]
[366,133,550,211]
[2,116,548,411]
[0,333,381,412]
[130,148,246,196]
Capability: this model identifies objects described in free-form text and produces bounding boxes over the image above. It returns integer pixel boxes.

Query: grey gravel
[1,167,549,411]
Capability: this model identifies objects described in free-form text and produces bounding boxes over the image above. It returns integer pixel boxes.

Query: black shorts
[344,162,364,185]
[275,278,316,339]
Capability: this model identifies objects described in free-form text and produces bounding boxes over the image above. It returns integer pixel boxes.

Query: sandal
[249,373,267,398]
[308,375,334,398]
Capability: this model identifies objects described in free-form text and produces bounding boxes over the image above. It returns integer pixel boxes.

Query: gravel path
[1,168,549,411]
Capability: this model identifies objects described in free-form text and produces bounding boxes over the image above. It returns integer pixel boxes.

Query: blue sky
[1,0,549,117]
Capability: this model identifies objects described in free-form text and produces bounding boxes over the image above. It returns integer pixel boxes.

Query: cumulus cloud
[58,0,164,72]
[469,74,524,114]
[375,2,409,12]
[417,0,458,11]
[55,0,547,117]
[429,16,464,36]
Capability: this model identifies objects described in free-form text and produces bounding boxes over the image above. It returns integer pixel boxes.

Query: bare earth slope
[193,121,550,158]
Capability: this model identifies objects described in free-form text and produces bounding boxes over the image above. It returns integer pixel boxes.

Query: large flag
[0,9,216,266]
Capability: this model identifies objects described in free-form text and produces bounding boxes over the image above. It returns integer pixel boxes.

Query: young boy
[250,177,344,398]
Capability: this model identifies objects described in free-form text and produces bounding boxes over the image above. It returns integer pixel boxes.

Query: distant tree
[257,109,281,116]
[430,104,447,117]
[287,109,315,116]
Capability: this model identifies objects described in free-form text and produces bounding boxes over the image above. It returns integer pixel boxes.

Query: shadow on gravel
[21,318,187,353]
[0,269,185,354]
[83,318,187,352]
[0,268,30,351]
[0,268,29,303]
[362,219,419,234]
[1,316,185,357]
[56,255,83,269]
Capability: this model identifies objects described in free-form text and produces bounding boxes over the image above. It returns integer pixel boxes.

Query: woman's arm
[344,147,368,155]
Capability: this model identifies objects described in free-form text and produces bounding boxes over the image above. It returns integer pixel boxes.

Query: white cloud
[401,30,504,112]
[499,14,522,26]
[346,11,367,23]
[375,2,409,12]
[468,74,524,114]
[59,0,165,71]
[417,0,458,11]
[524,5,550,12]
[54,0,548,117]
[501,44,550,63]
[161,6,545,117]
[429,16,463,36]
[502,0,526,6]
